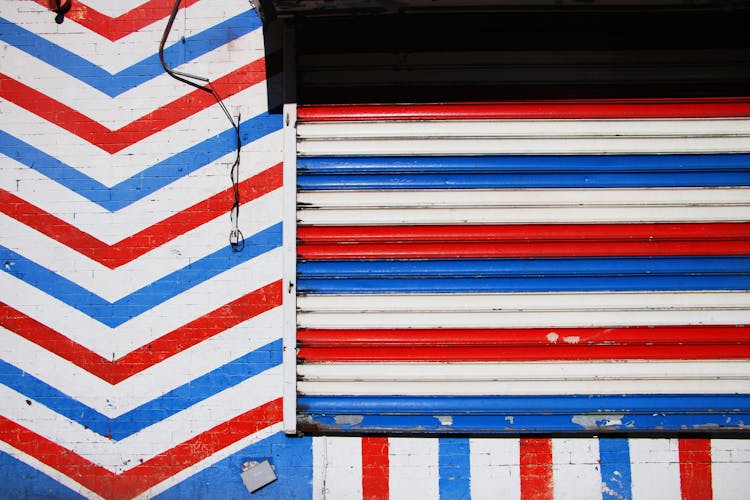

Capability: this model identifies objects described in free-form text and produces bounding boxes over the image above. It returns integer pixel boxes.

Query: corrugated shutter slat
[294,98,750,434]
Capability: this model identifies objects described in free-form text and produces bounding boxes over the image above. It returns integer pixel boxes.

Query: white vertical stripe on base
[469,438,521,500]
[629,439,681,500]
[711,439,750,500]
[552,438,601,500]
[312,436,362,500]
[388,438,440,500]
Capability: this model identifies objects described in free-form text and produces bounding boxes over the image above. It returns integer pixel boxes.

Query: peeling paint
[333,415,363,425]
[691,423,722,430]
[436,415,453,426]
[562,335,581,344]
[572,414,625,430]
[601,482,628,500]
[546,332,559,343]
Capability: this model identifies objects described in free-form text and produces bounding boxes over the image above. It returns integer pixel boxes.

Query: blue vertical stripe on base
[439,438,471,499]
[599,438,632,500]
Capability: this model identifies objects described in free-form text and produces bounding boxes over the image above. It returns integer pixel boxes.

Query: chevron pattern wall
[0,1,313,497]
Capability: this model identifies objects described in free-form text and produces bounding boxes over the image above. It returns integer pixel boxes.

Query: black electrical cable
[159,0,245,252]
[52,0,72,24]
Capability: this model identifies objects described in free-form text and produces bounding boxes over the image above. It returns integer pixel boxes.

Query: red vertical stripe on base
[520,438,553,500]
[679,438,713,500]
[362,437,389,500]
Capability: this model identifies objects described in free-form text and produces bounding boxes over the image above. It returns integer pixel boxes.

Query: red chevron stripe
[0,280,281,384]
[0,398,282,500]
[0,56,268,154]
[1,163,282,269]
[37,0,201,41]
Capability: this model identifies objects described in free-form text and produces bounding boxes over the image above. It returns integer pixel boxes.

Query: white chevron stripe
[0,0,258,74]
[0,246,282,357]
[135,423,283,499]
[1,83,273,187]
[1,29,266,125]
[0,189,282,301]
[0,307,281,416]
[0,133,283,242]
[0,365,281,473]
[0,440,104,500]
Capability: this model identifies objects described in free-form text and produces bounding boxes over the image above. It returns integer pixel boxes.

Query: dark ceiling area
[259,1,750,103]
[260,0,750,19]
[296,9,750,52]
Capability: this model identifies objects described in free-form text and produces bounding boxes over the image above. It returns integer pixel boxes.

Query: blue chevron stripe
[0,112,282,211]
[0,452,85,499]
[0,339,281,441]
[0,223,281,327]
[0,10,261,97]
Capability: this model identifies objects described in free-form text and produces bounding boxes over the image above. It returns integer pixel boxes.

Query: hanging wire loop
[52,0,72,24]
[159,0,245,252]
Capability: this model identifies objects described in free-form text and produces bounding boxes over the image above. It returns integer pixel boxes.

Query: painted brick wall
[1,1,750,499]
[0,0,309,497]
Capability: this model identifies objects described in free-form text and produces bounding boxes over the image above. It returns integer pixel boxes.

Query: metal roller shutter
[288,98,750,434]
